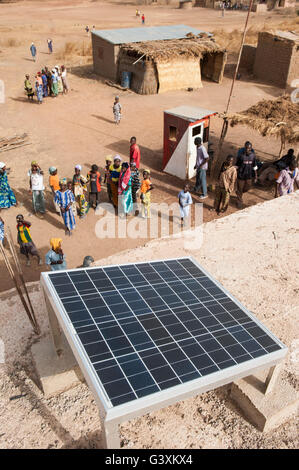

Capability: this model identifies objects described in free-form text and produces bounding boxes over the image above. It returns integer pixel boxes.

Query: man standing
[194,137,209,200]
[28,161,46,218]
[16,215,42,267]
[30,42,37,62]
[236,141,258,208]
[130,136,141,169]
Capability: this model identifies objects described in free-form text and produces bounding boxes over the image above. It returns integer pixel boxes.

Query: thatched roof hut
[117,36,227,94]
[220,95,299,154]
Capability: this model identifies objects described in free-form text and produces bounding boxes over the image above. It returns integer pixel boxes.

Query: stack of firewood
[0,133,31,153]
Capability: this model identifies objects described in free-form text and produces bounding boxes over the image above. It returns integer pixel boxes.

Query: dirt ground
[1,0,296,291]
[0,193,298,449]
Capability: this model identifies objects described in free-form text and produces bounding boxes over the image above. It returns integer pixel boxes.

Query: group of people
[12,136,149,239]
[193,138,299,215]
[24,65,69,104]
[1,135,298,269]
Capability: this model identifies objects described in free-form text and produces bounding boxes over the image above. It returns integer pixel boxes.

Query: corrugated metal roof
[92,24,211,45]
[274,30,299,42]
[165,106,217,122]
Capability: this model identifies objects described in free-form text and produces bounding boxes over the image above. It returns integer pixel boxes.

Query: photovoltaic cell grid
[47,258,283,407]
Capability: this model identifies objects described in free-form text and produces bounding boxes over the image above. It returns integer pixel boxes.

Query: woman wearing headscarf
[45,238,67,271]
[55,178,76,235]
[109,155,122,210]
[72,165,89,219]
[0,162,17,209]
[118,162,133,216]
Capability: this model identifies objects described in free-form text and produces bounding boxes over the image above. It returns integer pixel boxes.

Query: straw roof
[121,35,226,62]
[221,95,299,144]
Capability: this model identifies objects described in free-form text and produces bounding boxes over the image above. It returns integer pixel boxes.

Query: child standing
[141,13,145,25]
[140,169,153,219]
[113,96,122,125]
[104,156,113,202]
[178,184,192,226]
[49,167,61,214]
[67,181,77,217]
[55,179,76,236]
[87,164,102,209]
[72,165,89,219]
[16,214,42,266]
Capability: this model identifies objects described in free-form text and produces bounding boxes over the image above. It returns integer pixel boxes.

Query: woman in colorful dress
[109,156,122,211]
[55,178,76,236]
[0,162,17,209]
[72,165,89,219]
[118,162,133,217]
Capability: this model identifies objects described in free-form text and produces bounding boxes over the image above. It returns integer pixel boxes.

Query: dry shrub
[56,41,92,60]
[213,17,299,54]
[0,37,21,47]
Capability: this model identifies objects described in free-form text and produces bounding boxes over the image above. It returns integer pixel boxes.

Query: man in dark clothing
[236,142,258,208]
[45,67,53,97]
[275,149,295,170]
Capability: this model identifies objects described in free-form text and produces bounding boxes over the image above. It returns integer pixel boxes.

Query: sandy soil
[0,0,294,291]
[0,193,298,449]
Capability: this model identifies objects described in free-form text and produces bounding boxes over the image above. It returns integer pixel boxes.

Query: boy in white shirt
[28,161,45,218]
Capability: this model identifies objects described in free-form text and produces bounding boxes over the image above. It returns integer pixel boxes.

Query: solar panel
[41,257,286,414]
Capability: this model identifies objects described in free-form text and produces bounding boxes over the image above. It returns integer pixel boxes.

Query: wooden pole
[0,244,39,334]
[211,0,254,178]
[6,227,40,334]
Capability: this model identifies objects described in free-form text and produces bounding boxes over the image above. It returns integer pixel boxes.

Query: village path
[0,0,287,291]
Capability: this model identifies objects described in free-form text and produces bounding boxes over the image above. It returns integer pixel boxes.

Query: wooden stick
[6,228,40,333]
[0,244,39,334]
[211,0,254,178]
[0,143,32,153]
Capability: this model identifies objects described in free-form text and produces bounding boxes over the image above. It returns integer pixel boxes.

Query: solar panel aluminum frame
[40,257,287,448]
